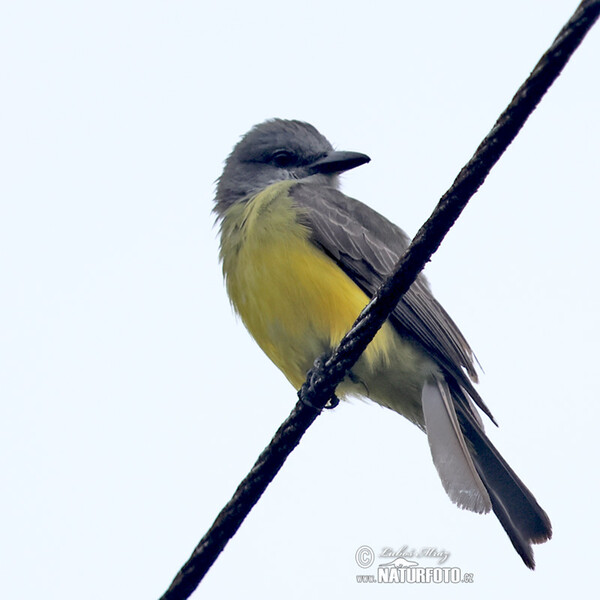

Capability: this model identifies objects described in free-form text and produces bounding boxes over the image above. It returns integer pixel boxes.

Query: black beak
[307,150,371,175]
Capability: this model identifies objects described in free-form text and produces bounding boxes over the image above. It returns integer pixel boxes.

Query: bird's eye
[269,150,295,168]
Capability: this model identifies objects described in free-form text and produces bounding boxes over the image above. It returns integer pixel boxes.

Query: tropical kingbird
[213,119,551,568]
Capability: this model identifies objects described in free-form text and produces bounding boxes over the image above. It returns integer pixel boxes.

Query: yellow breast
[219,181,399,389]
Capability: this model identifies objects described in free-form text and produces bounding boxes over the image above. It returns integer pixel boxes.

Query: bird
[213,118,552,568]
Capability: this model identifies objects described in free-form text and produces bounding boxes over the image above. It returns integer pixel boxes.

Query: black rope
[159,3,600,598]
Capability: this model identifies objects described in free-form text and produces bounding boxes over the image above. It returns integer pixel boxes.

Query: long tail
[422,377,552,569]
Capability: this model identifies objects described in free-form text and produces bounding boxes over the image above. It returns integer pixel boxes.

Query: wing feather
[291,182,493,421]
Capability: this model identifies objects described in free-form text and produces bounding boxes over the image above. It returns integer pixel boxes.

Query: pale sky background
[1,1,599,598]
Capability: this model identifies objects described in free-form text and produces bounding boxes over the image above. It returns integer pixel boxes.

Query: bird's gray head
[214,119,370,216]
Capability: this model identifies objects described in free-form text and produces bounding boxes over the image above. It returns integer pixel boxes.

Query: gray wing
[291,182,494,422]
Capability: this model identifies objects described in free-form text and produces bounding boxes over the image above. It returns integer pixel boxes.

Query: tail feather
[422,376,552,569]
[421,379,491,513]
[456,406,553,567]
